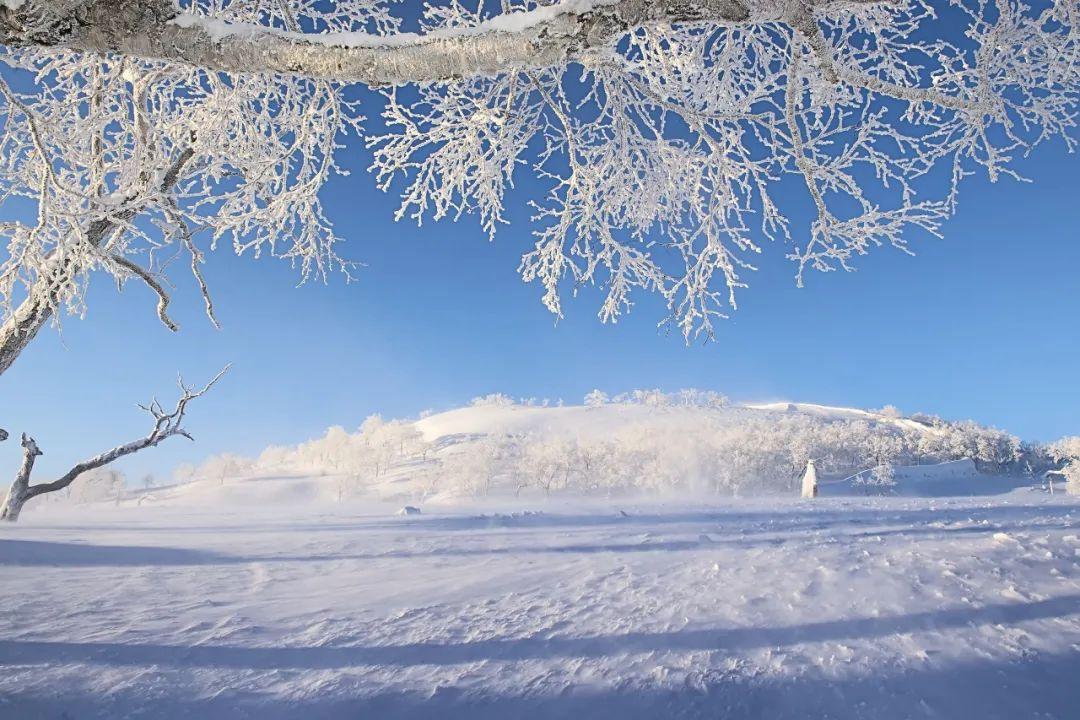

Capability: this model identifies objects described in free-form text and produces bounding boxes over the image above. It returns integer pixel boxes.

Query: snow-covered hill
[416,400,934,444]
[48,395,1034,515]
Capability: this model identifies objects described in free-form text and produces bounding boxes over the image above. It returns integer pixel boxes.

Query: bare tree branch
[167,201,220,330]
[795,15,983,115]
[0,365,229,520]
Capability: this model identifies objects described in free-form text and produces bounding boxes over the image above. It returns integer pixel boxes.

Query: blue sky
[1,104,1077,482]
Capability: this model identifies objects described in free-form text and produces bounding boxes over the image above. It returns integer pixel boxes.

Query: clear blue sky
[1,103,1077,482]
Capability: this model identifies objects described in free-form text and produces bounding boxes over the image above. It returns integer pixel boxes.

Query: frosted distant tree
[256,445,293,471]
[672,390,730,409]
[854,462,897,494]
[1050,437,1080,492]
[319,426,353,471]
[172,462,196,485]
[940,421,1022,471]
[68,467,125,505]
[518,435,580,495]
[575,440,617,492]
[196,451,249,484]
[1,367,227,521]
[443,434,516,495]
[470,394,516,408]
[584,389,609,407]
[866,432,903,468]
[0,0,1072,379]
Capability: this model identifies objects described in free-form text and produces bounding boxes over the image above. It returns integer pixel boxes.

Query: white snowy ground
[2,493,1080,719]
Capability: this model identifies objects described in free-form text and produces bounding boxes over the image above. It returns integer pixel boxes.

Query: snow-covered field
[3,492,1080,719]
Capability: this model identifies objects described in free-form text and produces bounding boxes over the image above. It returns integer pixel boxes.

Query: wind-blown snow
[2,495,1079,718]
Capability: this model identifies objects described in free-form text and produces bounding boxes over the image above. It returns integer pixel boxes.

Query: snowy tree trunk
[0,287,55,378]
[800,459,818,499]
[0,435,43,522]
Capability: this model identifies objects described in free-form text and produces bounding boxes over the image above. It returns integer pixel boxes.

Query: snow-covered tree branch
[0,0,1074,362]
[0,0,877,84]
[0,364,228,520]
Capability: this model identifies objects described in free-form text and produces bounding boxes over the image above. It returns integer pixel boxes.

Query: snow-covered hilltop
[63,391,1050,512]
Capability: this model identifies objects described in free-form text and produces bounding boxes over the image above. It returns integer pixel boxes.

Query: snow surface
[3,494,1080,719]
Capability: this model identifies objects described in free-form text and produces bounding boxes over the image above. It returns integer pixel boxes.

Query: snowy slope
[2,495,1079,719]
[416,401,931,444]
[415,402,730,444]
[743,401,941,434]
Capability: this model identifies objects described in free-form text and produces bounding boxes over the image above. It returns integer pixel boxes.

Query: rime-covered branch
[0,0,889,84]
[0,0,1075,351]
[110,254,178,332]
[0,365,229,521]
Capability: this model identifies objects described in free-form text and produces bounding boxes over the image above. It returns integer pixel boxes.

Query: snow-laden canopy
[0,0,1075,373]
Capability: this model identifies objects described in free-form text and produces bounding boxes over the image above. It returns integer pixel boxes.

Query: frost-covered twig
[110,254,178,332]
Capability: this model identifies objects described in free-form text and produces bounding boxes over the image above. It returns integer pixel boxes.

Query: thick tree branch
[0,0,900,84]
[795,14,984,114]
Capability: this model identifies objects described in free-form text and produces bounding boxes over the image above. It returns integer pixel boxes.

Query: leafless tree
[0,365,229,521]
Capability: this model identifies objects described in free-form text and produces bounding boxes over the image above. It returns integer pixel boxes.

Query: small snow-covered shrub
[1050,437,1080,492]
[584,389,609,407]
[876,405,902,419]
[471,394,516,408]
